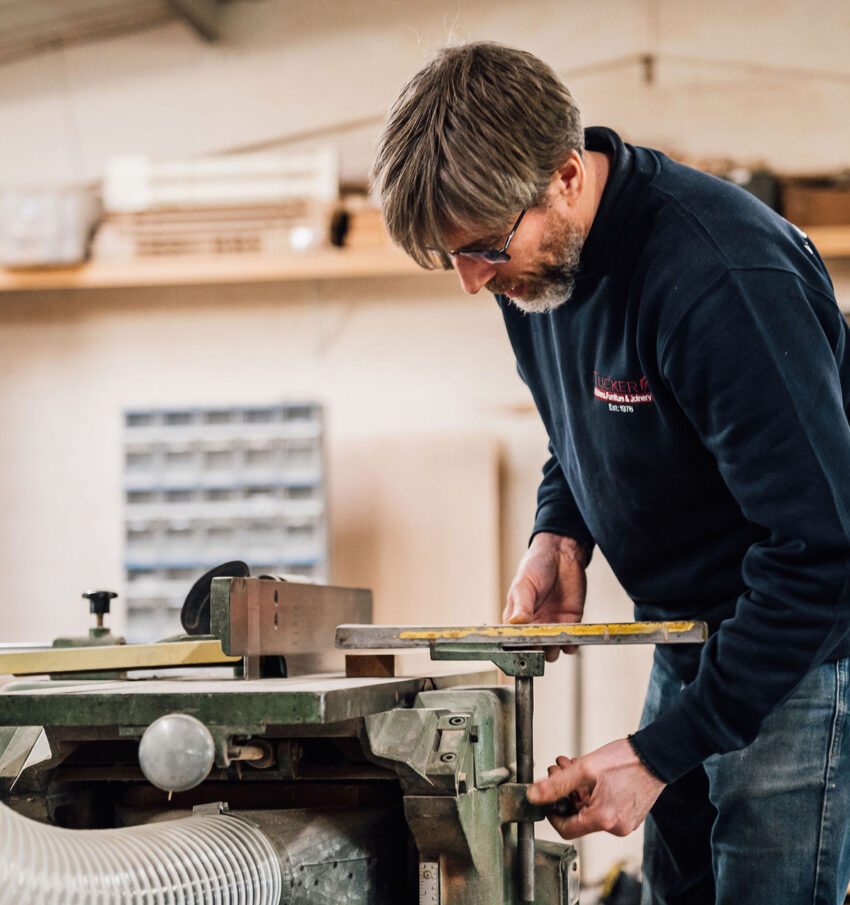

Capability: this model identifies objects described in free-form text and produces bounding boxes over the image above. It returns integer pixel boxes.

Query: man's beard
[489,222,584,315]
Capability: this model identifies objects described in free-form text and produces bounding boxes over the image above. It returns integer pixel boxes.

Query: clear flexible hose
[0,802,282,905]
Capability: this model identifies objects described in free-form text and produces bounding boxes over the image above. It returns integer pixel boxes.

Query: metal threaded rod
[515,675,535,903]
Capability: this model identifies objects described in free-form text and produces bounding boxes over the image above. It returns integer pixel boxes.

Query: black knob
[83,590,117,616]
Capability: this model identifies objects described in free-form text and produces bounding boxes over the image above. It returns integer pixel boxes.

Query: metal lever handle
[544,796,579,818]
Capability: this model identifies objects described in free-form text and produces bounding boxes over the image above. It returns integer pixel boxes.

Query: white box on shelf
[104,148,339,213]
[0,188,101,266]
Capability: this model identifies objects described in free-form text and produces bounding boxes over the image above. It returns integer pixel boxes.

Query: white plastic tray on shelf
[280,484,323,513]
[124,442,159,470]
[104,148,339,213]
[124,486,324,521]
[162,445,200,474]
[198,491,243,520]
[280,467,323,485]
[241,485,284,515]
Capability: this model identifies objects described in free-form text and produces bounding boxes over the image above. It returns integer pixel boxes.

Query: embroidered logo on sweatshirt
[593,371,653,413]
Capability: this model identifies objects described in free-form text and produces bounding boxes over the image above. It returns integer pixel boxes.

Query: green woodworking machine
[0,574,705,904]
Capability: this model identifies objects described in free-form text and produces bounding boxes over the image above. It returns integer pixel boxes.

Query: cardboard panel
[329,433,501,627]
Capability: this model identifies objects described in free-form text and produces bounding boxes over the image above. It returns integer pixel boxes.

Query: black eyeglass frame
[449,208,528,263]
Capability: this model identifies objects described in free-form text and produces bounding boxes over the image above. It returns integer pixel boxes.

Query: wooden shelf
[0,245,424,292]
[0,226,846,294]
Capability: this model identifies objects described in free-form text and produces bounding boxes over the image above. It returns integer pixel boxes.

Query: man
[371,42,850,904]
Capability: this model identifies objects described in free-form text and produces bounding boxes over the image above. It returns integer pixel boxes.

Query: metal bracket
[336,619,706,905]
[192,800,231,817]
[500,782,546,824]
[431,642,544,678]
[430,641,541,903]
[499,783,578,824]
[213,577,372,680]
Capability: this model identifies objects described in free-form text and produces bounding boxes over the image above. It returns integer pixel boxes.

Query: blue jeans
[640,654,850,905]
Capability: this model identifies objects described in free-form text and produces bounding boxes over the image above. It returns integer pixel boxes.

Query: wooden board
[0,640,238,675]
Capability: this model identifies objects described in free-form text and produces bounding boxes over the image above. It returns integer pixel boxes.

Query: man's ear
[553,150,586,207]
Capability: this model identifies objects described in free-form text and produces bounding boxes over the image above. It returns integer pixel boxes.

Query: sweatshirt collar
[576,127,638,279]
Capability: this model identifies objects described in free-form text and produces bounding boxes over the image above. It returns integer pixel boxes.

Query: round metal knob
[138,713,216,793]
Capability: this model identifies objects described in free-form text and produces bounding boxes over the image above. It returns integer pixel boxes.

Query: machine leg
[515,675,535,903]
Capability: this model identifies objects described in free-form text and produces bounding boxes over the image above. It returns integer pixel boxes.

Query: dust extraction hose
[0,801,282,905]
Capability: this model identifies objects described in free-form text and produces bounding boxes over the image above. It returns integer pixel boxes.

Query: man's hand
[527,739,665,839]
[503,532,588,660]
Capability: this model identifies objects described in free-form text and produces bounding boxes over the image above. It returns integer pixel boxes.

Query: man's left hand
[526,738,665,838]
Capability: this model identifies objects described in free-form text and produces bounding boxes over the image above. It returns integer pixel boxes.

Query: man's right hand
[503,532,588,660]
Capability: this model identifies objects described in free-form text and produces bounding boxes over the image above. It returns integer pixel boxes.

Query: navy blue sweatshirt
[498,127,850,783]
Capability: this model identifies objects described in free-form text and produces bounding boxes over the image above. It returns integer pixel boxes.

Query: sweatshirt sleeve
[629,268,850,782]
[533,442,596,555]
[511,352,598,553]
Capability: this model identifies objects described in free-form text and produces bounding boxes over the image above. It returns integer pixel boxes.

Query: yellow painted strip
[0,640,240,676]
[398,621,697,641]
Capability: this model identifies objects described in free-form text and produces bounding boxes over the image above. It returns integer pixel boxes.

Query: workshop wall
[0,0,848,885]
[0,0,848,187]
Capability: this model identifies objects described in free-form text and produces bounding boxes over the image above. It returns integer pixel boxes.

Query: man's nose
[453,256,498,295]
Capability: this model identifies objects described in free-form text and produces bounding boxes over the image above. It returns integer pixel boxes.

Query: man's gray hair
[370,42,584,269]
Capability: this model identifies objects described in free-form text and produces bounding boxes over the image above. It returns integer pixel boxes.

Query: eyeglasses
[450,209,527,263]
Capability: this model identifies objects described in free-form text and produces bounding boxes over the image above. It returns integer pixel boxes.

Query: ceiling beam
[166,0,223,41]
